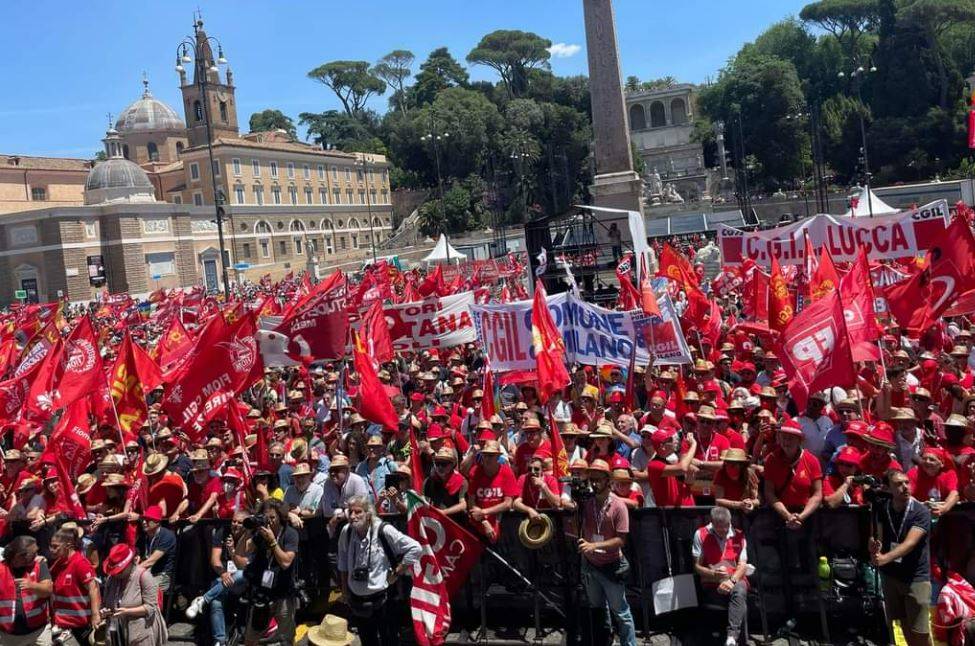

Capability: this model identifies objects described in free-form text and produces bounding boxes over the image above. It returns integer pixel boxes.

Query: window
[346,189,353,203]
[252,159,261,176]
[382,169,388,183]
[84,222,97,238]
[147,142,159,161]
[318,164,325,179]
[303,164,310,179]
[629,104,646,130]
[242,243,251,258]
[345,168,351,182]
[173,195,182,204]
[146,252,176,276]
[176,142,184,156]
[194,101,203,122]
[290,221,306,256]
[193,192,203,206]
[270,161,278,177]
[30,187,46,201]
[310,239,319,253]
[271,187,282,204]
[340,237,347,250]
[649,101,666,128]
[234,185,245,204]
[370,189,377,204]
[219,101,228,122]
[254,185,264,205]
[351,234,358,248]
[289,186,298,204]
[381,189,388,204]
[232,158,241,176]
[190,162,200,180]
[212,160,221,177]
[333,188,341,204]
[256,221,272,258]
[325,235,333,254]
[319,188,327,204]
[279,240,287,255]
[358,190,366,205]
[287,162,295,178]
[357,168,364,181]
[305,188,313,204]
[332,166,338,180]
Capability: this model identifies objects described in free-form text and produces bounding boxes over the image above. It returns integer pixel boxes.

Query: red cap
[703,381,722,393]
[865,422,895,448]
[739,362,756,374]
[779,419,803,437]
[432,406,448,418]
[607,391,624,404]
[844,420,870,438]
[476,430,495,443]
[222,468,243,481]
[835,446,861,466]
[427,423,445,440]
[103,544,135,576]
[410,392,426,403]
[609,454,630,470]
[142,505,164,522]
[651,428,676,445]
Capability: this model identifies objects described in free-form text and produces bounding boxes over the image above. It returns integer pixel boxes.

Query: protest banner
[718,200,950,267]
[470,292,692,371]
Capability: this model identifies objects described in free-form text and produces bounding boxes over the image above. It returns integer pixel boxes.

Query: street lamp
[359,157,378,263]
[838,61,877,217]
[420,120,451,261]
[510,139,532,224]
[785,108,812,218]
[175,21,231,297]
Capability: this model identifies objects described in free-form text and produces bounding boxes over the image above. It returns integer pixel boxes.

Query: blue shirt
[354,457,397,502]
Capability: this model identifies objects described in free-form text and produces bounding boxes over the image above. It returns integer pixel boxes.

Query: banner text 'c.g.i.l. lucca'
[469,292,692,371]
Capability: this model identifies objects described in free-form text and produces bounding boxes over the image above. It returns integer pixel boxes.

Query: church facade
[0,18,393,305]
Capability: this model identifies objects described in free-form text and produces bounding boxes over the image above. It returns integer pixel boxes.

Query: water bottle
[817,555,831,592]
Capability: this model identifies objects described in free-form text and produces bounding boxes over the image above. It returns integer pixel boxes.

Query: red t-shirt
[823,475,864,505]
[513,439,552,476]
[693,433,731,462]
[515,473,561,510]
[907,467,958,502]
[763,448,822,510]
[188,477,221,514]
[712,468,746,501]
[857,453,902,479]
[720,429,746,451]
[469,464,518,509]
[647,457,695,507]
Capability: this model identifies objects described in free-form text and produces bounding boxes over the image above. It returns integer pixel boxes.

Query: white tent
[421,233,464,263]
[844,186,898,217]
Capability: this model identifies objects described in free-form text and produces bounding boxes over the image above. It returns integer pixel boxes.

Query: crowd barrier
[15,503,975,643]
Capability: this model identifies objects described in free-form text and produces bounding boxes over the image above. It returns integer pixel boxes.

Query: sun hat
[720,448,749,463]
[307,615,355,646]
[587,459,611,475]
[517,515,554,550]
[479,440,503,455]
[778,420,804,437]
[835,446,861,466]
[103,544,136,576]
[142,453,169,476]
[864,422,896,448]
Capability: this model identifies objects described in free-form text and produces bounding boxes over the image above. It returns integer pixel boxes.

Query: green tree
[298,110,385,153]
[373,50,415,113]
[416,176,486,236]
[307,61,386,118]
[624,76,641,92]
[248,109,297,139]
[466,30,552,98]
[640,76,678,91]
[410,48,469,106]
[897,0,975,108]
[800,0,881,60]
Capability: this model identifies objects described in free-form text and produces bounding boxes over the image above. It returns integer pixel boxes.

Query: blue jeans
[206,570,247,642]
[581,559,637,646]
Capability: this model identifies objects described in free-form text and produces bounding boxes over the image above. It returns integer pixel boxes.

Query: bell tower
[178,18,239,147]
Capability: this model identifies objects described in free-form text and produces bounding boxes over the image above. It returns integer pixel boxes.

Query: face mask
[223,482,235,494]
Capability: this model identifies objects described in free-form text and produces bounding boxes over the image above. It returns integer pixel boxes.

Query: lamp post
[420,119,451,261]
[510,139,532,223]
[176,24,231,297]
[838,61,877,217]
[785,108,812,218]
[359,157,378,263]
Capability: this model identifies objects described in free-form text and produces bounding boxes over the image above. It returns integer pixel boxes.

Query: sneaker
[725,637,737,646]
[185,595,206,620]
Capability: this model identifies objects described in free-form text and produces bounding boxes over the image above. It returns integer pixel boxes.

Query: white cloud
[548,43,581,59]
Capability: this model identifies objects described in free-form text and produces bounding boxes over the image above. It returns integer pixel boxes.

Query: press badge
[261,569,276,588]
[226,561,238,574]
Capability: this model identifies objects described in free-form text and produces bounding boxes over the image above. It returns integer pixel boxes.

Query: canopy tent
[421,233,464,263]
[844,186,898,217]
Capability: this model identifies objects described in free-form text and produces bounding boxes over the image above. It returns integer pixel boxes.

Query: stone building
[0,155,90,214]
[625,84,708,200]
[0,18,393,305]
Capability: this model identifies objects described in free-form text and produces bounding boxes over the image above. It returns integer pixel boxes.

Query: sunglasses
[269,453,284,459]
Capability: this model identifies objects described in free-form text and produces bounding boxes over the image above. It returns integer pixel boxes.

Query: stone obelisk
[583,0,644,217]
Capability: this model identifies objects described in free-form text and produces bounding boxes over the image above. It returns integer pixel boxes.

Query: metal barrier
[32,502,972,643]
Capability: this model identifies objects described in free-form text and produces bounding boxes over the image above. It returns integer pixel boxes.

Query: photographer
[239,499,298,646]
[869,469,932,646]
[337,495,421,646]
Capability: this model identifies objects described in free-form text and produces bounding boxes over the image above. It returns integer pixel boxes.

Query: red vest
[0,559,49,632]
[696,525,747,590]
[52,552,92,628]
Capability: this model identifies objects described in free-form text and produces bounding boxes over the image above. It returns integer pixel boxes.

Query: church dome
[84,129,157,205]
[115,79,185,133]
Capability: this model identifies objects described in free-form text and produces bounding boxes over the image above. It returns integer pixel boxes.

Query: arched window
[650,101,666,128]
[175,141,184,156]
[219,101,228,122]
[347,217,360,230]
[255,220,272,259]
[671,98,688,125]
[194,100,203,122]
[147,142,159,162]
[290,220,306,256]
[373,217,383,229]
[321,218,334,231]
[628,104,646,130]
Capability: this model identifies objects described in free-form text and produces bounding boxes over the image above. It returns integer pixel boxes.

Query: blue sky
[4,0,810,158]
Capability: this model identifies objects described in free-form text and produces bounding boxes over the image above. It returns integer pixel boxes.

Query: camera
[560,476,594,502]
[851,474,879,487]
[243,514,269,531]
[352,566,370,582]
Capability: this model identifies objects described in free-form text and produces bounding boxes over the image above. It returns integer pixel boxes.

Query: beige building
[0,155,91,214]
[0,18,393,305]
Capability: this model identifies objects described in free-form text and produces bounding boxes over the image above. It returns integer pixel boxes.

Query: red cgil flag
[809,245,840,302]
[155,315,195,380]
[480,364,496,421]
[27,316,104,419]
[656,243,700,290]
[227,401,254,485]
[531,280,570,403]
[362,300,394,365]
[276,271,349,362]
[839,247,883,362]
[775,289,856,411]
[110,332,163,434]
[547,409,570,478]
[352,330,400,430]
[768,254,794,333]
[408,427,425,492]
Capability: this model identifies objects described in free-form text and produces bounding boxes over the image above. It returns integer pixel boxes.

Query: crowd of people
[0,245,973,646]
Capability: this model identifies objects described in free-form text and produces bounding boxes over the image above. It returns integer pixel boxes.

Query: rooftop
[0,154,92,172]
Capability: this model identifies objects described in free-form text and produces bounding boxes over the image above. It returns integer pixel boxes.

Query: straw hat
[720,448,749,463]
[944,413,970,429]
[434,447,457,463]
[587,459,611,475]
[307,614,354,646]
[889,407,917,422]
[479,440,503,455]
[292,462,313,477]
[76,474,97,496]
[102,473,130,489]
[611,467,632,482]
[329,454,350,469]
[290,438,309,461]
[517,514,554,550]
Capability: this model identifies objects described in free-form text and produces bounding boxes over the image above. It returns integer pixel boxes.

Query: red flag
[809,245,840,302]
[405,491,484,646]
[968,108,975,149]
[275,273,349,362]
[46,398,92,480]
[27,316,104,418]
[547,409,569,479]
[531,280,570,403]
[418,265,445,297]
[623,345,637,413]
[110,333,163,434]
[227,402,254,485]
[839,247,882,362]
[362,300,394,364]
[656,243,699,290]
[768,255,794,333]
[744,269,770,321]
[408,428,425,492]
[639,256,662,320]
[616,272,640,310]
[163,312,262,442]
[50,451,85,519]
[481,365,496,420]
[775,290,856,410]
[352,330,400,430]
[155,316,195,379]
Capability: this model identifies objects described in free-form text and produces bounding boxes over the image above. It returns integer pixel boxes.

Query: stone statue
[663,183,684,204]
[649,167,663,196]
[694,241,721,281]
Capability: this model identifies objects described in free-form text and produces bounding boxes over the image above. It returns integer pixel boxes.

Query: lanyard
[886,499,915,543]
